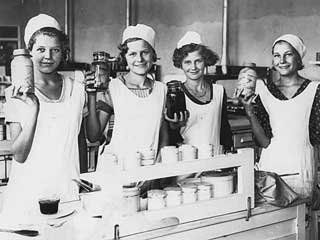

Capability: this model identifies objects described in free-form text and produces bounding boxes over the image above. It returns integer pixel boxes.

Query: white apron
[256,79,319,197]
[2,76,85,217]
[181,84,224,155]
[100,78,166,169]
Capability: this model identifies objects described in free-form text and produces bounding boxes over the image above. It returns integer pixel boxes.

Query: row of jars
[161,144,214,164]
[148,182,213,211]
[122,182,214,215]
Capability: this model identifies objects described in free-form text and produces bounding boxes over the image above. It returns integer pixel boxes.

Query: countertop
[0,196,306,240]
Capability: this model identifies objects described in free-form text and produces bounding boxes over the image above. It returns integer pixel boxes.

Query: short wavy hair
[27,27,69,61]
[172,43,219,69]
[117,38,157,66]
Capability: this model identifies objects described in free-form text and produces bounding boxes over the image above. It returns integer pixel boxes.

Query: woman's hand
[164,109,190,129]
[10,86,39,116]
[85,71,97,94]
[236,89,256,118]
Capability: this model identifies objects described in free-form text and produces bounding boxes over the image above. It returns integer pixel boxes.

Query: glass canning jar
[166,80,186,119]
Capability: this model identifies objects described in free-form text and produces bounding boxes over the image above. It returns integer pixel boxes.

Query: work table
[0,199,306,240]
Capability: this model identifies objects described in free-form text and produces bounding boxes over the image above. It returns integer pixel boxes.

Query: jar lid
[164,187,181,196]
[166,80,181,88]
[196,182,212,191]
[180,183,197,193]
[122,186,140,197]
[13,49,30,56]
[147,189,166,198]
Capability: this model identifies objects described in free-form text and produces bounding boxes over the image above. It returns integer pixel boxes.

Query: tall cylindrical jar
[166,80,186,119]
[164,187,182,207]
[122,186,140,215]
[11,49,34,93]
[181,183,198,204]
[89,51,110,91]
[196,182,213,201]
[147,190,166,210]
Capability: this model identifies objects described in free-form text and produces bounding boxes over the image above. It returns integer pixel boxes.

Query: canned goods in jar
[196,182,212,201]
[122,186,140,215]
[147,190,166,210]
[164,187,182,207]
[11,49,34,93]
[180,183,197,204]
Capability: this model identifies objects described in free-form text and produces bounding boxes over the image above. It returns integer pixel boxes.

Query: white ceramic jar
[161,146,179,164]
[178,145,197,161]
[147,190,166,210]
[138,148,156,166]
[196,144,214,159]
[196,182,213,201]
[181,183,197,204]
[201,172,234,197]
[164,187,182,207]
[122,186,140,215]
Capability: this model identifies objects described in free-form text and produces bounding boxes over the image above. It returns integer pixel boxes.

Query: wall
[229,0,320,80]
[1,0,320,80]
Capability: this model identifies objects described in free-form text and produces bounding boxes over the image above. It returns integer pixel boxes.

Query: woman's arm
[85,71,113,143]
[240,94,270,148]
[9,93,39,163]
[220,90,233,152]
[85,93,112,143]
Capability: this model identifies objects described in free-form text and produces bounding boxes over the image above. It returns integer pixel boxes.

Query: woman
[170,31,232,155]
[239,34,320,239]
[86,24,169,170]
[2,14,86,217]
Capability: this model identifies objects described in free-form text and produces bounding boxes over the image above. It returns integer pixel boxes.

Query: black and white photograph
[0,0,319,239]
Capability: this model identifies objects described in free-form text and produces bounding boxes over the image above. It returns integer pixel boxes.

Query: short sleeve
[309,84,320,145]
[254,95,273,138]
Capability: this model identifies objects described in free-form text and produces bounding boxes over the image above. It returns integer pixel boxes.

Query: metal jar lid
[180,183,197,193]
[122,186,140,197]
[147,189,166,198]
[164,187,182,196]
[13,48,30,56]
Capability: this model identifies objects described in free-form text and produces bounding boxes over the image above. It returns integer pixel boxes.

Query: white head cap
[24,14,62,47]
[272,34,306,59]
[122,24,156,49]
[177,31,202,49]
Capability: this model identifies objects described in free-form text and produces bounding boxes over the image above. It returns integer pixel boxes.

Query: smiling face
[30,34,62,75]
[272,41,301,77]
[125,39,154,76]
[181,50,205,81]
